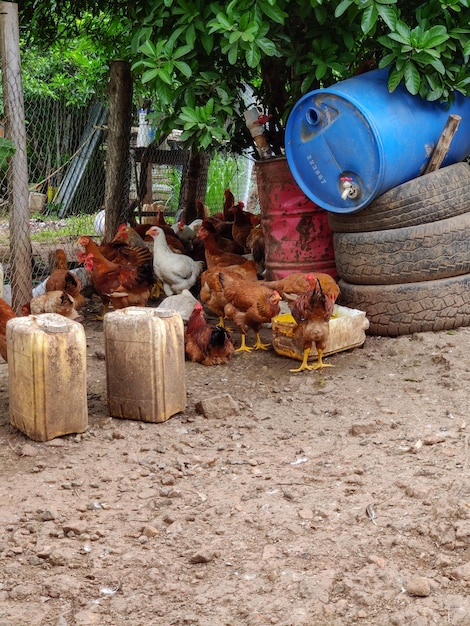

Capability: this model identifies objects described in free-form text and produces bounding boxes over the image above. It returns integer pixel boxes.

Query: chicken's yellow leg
[290,347,313,372]
[253,332,270,351]
[235,333,253,352]
[312,348,333,370]
[217,316,233,331]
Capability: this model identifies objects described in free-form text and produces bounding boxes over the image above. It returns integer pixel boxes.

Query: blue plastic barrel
[285,68,470,213]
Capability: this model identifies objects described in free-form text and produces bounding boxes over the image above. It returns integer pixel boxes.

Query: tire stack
[327,163,470,336]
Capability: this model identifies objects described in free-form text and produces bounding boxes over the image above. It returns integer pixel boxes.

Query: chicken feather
[46,249,84,312]
[146,226,204,296]
[184,302,234,366]
[288,279,335,371]
[200,260,259,327]
[218,272,281,352]
[263,272,340,304]
[78,235,153,317]
[0,297,16,361]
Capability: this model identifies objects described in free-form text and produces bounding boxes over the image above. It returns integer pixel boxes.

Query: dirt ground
[1,295,470,626]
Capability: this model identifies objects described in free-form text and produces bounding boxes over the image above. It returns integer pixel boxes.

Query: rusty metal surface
[255,157,336,280]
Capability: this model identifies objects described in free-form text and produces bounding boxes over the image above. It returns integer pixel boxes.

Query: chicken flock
[0,189,340,370]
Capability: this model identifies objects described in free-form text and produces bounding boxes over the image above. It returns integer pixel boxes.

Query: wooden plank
[423,114,461,175]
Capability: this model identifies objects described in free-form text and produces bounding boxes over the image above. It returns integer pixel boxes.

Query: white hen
[146,226,204,296]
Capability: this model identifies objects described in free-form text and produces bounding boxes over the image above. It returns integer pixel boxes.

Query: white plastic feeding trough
[271,304,369,362]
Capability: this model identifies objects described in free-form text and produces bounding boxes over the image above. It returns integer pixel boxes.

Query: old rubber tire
[333,212,470,285]
[327,163,470,233]
[338,274,470,336]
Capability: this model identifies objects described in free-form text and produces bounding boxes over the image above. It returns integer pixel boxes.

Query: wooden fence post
[0,2,32,311]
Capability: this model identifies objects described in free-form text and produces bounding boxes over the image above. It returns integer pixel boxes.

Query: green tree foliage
[18,0,470,153]
[21,39,109,106]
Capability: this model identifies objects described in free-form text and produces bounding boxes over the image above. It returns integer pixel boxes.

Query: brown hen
[289,279,335,371]
[200,260,259,327]
[219,272,281,352]
[229,201,256,252]
[78,235,153,317]
[263,272,340,304]
[184,302,234,366]
[25,291,83,321]
[198,222,247,268]
[45,249,84,312]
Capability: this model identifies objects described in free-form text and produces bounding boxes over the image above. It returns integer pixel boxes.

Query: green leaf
[228,42,238,64]
[212,12,233,31]
[404,62,420,95]
[301,74,316,94]
[167,27,184,50]
[425,73,440,90]
[388,32,410,45]
[377,5,397,30]
[361,5,378,35]
[139,40,157,58]
[256,37,279,56]
[379,53,397,68]
[314,5,328,25]
[315,63,328,80]
[395,57,406,72]
[229,30,242,44]
[335,0,354,18]
[157,83,174,107]
[179,107,200,124]
[206,98,214,115]
[412,50,439,64]
[258,1,287,24]
[426,87,444,101]
[0,138,15,166]
[377,34,396,49]
[388,21,411,45]
[246,45,261,67]
[158,64,173,85]
[421,26,449,48]
[174,61,192,78]
[429,58,446,74]
[200,32,214,55]
[185,24,196,49]
[388,67,404,92]
[141,67,160,84]
[241,30,256,43]
[200,133,212,150]
[173,44,193,59]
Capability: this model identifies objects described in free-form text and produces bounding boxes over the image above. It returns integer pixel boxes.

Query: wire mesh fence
[0,7,257,311]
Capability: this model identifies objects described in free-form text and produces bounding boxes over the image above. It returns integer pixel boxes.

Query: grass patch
[29,213,96,243]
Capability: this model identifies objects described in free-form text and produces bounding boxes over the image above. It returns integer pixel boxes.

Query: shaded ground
[0,297,470,626]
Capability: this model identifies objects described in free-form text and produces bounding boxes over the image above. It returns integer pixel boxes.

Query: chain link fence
[0,5,257,311]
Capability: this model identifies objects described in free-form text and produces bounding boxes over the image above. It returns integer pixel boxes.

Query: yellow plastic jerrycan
[7,313,88,442]
[104,307,186,423]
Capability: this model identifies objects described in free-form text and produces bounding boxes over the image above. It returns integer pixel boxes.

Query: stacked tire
[328,163,470,336]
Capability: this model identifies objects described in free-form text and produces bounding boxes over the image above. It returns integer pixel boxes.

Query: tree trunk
[183,150,209,223]
[260,58,288,156]
[103,60,132,242]
[196,153,210,206]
